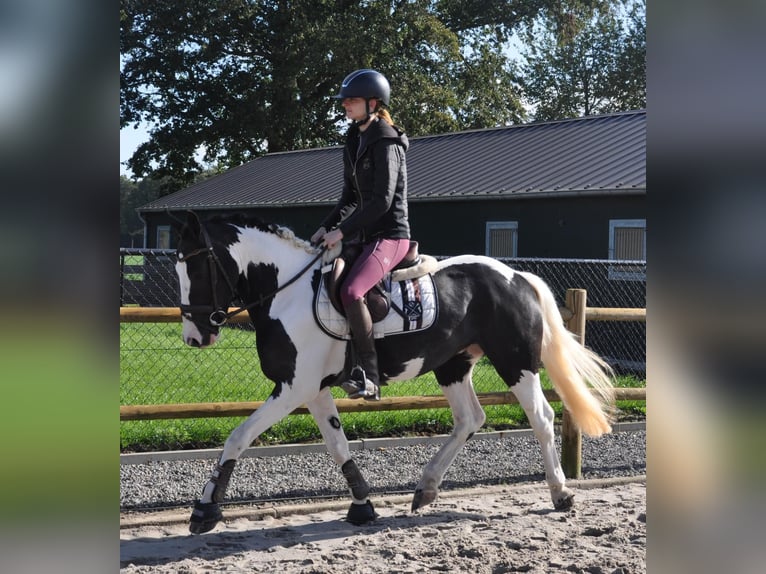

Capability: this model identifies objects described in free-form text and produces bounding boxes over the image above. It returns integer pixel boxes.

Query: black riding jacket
[321,118,410,243]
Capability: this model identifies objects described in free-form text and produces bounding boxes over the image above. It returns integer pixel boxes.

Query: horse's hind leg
[511,369,574,510]
[306,389,378,525]
[412,350,486,512]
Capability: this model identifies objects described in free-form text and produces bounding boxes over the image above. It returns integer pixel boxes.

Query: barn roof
[139,109,645,212]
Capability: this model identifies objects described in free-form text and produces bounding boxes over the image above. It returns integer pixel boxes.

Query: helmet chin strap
[351,99,375,127]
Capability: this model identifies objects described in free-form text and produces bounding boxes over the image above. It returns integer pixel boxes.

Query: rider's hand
[322,228,344,249]
[310,226,327,246]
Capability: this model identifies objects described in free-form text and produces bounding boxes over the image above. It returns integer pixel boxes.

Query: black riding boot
[342,298,381,401]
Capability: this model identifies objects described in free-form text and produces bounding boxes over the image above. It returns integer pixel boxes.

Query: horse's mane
[208,213,317,254]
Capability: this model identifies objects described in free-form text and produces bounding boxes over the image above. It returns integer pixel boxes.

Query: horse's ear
[183,210,202,238]
[167,210,186,235]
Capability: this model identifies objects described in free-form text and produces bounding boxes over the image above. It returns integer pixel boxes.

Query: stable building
[138,110,645,262]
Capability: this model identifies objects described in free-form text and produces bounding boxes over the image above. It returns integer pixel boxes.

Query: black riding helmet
[333,69,391,108]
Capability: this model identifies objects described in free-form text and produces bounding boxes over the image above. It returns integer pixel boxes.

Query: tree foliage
[610,0,646,111]
[120,175,161,246]
[121,0,618,191]
[519,0,645,120]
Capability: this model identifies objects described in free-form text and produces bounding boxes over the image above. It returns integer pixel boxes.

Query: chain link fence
[120,249,645,451]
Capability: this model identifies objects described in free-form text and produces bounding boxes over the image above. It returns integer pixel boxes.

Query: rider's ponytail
[376,107,394,126]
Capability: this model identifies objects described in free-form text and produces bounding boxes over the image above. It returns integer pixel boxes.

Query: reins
[179,222,325,327]
[221,247,325,324]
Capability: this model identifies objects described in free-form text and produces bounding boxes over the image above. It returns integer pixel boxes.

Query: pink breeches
[340,238,411,306]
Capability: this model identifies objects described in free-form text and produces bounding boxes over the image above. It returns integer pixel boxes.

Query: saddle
[313,239,439,340]
[325,240,422,322]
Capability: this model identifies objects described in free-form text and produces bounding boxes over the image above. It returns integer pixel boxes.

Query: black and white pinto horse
[173,212,615,534]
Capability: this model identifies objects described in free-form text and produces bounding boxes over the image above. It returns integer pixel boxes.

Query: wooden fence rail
[119,304,646,324]
[120,289,646,478]
[120,387,646,420]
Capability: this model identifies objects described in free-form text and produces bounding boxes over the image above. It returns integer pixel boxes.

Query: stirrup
[341,366,380,401]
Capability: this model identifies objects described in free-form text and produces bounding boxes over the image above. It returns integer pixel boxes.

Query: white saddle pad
[314,273,438,340]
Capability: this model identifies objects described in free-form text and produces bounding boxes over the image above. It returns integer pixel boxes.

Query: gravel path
[120,427,645,511]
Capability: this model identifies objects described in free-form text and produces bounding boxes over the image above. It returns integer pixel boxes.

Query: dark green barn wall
[408,195,645,258]
[143,194,644,259]
[242,206,330,239]
[143,205,330,249]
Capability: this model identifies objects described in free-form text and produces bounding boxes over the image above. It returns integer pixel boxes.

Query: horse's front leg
[412,357,486,512]
[189,388,314,534]
[306,388,378,525]
[511,369,574,510]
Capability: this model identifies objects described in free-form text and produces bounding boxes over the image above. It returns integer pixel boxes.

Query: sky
[120,123,149,177]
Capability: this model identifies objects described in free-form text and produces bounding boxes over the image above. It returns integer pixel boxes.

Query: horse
[172,211,615,534]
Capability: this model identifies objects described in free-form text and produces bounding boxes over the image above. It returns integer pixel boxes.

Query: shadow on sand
[120,507,490,568]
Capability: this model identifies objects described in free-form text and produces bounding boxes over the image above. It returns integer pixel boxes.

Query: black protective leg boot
[342,298,381,401]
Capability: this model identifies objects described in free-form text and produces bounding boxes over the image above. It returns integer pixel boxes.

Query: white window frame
[156,225,172,250]
[485,221,518,257]
[608,219,646,281]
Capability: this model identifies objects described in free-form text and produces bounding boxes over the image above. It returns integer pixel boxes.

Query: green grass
[122,255,145,281]
[120,323,645,451]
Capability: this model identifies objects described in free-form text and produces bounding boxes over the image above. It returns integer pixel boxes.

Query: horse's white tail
[519,272,616,437]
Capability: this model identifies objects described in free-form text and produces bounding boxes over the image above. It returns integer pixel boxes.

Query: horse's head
[173,211,240,348]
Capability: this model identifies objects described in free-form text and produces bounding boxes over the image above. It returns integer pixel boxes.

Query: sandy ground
[120,479,645,573]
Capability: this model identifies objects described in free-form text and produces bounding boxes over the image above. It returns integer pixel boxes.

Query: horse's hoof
[411,488,437,512]
[346,500,378,525]
[189,500,223,534]
[553,492,575,511]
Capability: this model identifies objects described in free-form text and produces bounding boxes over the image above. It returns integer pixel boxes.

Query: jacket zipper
[348,142,366,243]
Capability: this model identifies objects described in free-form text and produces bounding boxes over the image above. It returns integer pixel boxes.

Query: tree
[120,175,165,246]
[519,0,645,120]
[121,0,615,191]
[611,0,646,111]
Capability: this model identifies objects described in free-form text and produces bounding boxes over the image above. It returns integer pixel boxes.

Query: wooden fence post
[562,288,587,479]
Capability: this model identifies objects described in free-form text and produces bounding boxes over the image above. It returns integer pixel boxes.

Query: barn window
[156,225,172,250]
[608,219,645,280]
[486,221,518,257]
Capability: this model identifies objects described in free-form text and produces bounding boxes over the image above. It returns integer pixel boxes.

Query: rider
[311,69,411,401]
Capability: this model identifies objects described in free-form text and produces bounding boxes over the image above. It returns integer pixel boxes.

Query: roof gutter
[137,210,148,248]
[138,187,645,213]
[409,187,646,203]
[138,201,337,213]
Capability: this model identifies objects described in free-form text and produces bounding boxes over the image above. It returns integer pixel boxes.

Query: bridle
[178,223,325,327]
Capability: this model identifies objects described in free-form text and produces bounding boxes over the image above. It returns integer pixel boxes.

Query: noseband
[178,223,325,327]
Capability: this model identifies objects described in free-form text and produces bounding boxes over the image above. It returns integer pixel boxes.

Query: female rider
[311,69,411,400]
